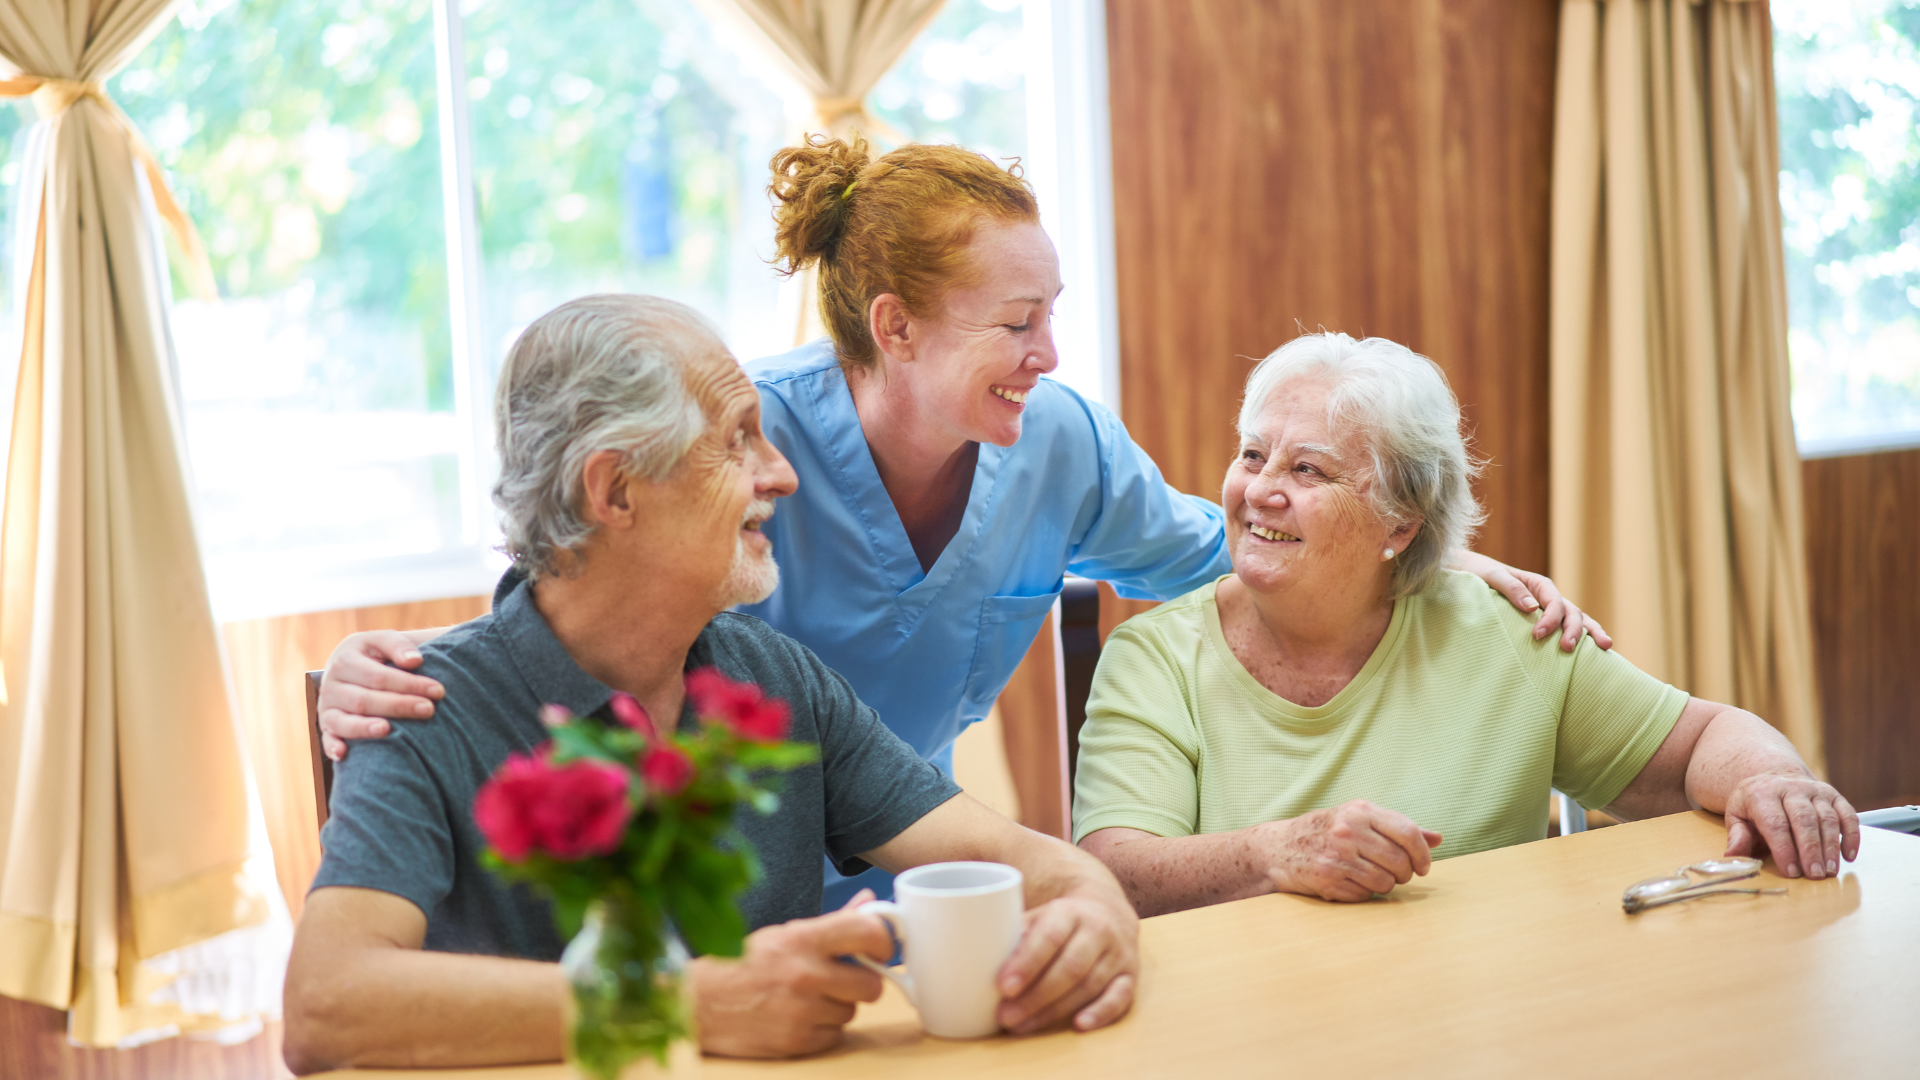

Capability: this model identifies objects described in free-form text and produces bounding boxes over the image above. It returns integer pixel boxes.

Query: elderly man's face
[1222,379,1408,596]
[638,329,798,609]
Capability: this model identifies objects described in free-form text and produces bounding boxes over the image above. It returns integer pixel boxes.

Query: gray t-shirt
[311,572,961,960]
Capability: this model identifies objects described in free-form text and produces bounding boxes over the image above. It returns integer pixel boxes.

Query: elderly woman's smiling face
[1223,378,1419,597]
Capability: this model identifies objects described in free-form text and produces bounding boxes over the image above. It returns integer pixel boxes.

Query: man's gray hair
[493,294,715,580]
[1238,332,1485,598]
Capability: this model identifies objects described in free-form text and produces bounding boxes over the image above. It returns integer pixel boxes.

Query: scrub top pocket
[960,586,1065,711]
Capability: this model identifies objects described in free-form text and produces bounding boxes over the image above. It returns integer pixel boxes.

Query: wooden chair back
[305,670,332,829]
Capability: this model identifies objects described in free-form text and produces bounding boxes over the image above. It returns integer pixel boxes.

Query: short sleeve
[1061,391,1232,601]
[790,637,961,873]
[1548,641,1689,810]
[310,729,457,919]
[1071,622,1204,843]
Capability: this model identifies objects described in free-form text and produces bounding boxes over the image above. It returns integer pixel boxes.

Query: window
[876,0,1119,408]
[110,0,793,617]
[114,0,461,617]
[89,0,1105,617]
[873,0,1028,163]
[1775,0,1920,457]
[460,0,791,386]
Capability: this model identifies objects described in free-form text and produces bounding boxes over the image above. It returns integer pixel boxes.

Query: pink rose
[609,692,658,741]
[640,745,695,797]
[473,751,633,863]
[684,667,792,743]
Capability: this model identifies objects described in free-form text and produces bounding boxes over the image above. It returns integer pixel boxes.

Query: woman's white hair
[1238,332,1485,598]
[493,294,716,580]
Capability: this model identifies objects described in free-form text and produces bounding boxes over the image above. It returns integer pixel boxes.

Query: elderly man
[281,295,1138,1074]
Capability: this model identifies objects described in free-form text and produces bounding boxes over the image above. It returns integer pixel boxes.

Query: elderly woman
[1074,333,1858,916]
[317,138,1605,909]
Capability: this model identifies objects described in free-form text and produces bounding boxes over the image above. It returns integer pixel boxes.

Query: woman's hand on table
[993,891,1139,1035]
[1450,550,1612,653]
[1260,800,1443,902]
[692,891,892,1058]
[317,628,448,760]
[1723,773,1860,880]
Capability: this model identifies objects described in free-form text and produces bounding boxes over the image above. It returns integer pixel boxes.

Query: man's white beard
[716,502,781,608]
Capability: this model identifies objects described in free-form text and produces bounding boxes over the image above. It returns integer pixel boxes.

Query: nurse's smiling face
[878,219,1063,448]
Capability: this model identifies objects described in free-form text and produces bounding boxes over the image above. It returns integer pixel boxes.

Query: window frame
[201,0,1116,619]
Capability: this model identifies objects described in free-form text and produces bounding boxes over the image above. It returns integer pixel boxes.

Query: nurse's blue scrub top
[739,342,1231,903]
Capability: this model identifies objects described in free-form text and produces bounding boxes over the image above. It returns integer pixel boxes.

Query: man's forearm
[1080,828,1274,917]
[284,947,565,1073]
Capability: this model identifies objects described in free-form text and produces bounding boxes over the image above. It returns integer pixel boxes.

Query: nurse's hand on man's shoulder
[317,629,447,761]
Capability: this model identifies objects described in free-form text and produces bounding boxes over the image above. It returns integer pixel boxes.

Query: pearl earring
[1383,547,1396,560]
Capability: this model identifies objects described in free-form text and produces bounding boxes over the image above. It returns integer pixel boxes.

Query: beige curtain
[1549,0,1824,771]
[693,0,947,344]
[0,0,287,1046]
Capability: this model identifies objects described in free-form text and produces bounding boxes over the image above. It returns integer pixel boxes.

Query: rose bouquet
[472,668,817,1079]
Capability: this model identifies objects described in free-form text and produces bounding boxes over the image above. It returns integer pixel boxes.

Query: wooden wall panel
[222,595,491,920]
[1803,449,1920,811]
[999,0,1564,837]
[0,995,287,1079]
[1104,0,1560,571]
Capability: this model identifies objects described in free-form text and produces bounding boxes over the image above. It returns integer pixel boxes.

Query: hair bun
[769,133,871,273]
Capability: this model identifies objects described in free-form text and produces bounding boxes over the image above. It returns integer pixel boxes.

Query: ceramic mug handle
[853,900,914,999]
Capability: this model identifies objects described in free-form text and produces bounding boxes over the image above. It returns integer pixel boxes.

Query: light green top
[1071,571,1688,856]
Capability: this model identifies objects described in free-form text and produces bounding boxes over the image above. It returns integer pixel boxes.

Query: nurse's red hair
[768,133,1038,374]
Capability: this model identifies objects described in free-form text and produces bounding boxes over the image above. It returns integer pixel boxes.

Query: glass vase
[560,899,699,1080]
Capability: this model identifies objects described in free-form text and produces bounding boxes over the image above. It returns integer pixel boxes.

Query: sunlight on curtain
[1548,0,1824,770]
[0,0,289,1048]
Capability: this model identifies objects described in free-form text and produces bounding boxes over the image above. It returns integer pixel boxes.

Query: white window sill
[1798,429,1920,460]
[207,545,510,623]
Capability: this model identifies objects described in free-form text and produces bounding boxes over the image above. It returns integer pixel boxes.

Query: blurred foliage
[872,0,1026,163]
[112,0,453,411]
[1775,0,1920,442]
[459,0,754,371]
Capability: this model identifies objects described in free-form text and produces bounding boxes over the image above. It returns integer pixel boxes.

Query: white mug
[856,861,1025,1039]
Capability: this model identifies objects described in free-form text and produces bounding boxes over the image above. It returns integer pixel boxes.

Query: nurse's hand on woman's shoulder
[316,627,450,761]
[1451,549,1613,653]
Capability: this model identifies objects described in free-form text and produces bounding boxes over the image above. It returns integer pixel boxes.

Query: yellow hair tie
[840,180,857,201]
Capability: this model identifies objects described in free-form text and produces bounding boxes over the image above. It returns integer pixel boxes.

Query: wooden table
[332,812,1920,1078]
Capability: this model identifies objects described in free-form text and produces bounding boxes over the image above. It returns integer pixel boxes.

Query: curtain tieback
[13,76,106,117]
[815,95,866,126]
[810,93,908,147]
[0,73,216,300]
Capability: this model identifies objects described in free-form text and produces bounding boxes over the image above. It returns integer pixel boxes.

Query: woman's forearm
[1683,706,1813,813]
[1079,827,1276,917]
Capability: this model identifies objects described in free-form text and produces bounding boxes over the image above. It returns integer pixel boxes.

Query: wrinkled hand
[1452,550,1612,653]
[994,893,1139,1035]
[693,891,891,1058]
[1723,773,1860,880]
[1261,799,1443,902]
[317,631,445,761]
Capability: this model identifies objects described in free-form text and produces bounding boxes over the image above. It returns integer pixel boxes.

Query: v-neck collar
[804,364,1004,605]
